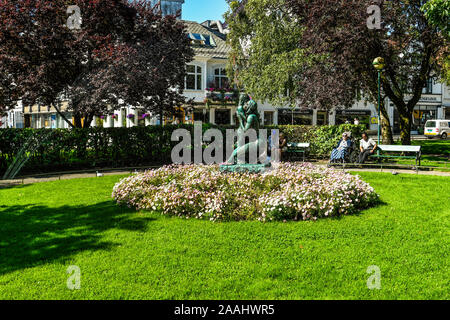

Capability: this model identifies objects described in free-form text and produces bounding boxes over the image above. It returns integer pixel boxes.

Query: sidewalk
[0,170,133,188]
[339,167,450,176]
[368,134,447,141]
[1,164,449,188]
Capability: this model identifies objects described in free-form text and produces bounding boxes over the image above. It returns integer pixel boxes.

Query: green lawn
[0,173,449,300]
[394,139,450,169]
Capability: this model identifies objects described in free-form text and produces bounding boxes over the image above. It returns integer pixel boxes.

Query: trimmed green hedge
[271,124,366,157]
[0,124,365,176]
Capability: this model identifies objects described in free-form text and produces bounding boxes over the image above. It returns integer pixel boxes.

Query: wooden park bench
[372,145,422,166]
[286,142,310,162]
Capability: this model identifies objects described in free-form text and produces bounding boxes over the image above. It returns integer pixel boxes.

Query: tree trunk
[83,114,93,128]
[74,114,83,128]
[380,101,393,144]
[399,112,412,145]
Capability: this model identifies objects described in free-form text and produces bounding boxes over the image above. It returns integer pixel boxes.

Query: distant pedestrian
[354,117,360,125]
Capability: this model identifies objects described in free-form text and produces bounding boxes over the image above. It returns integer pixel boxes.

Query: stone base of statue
[219,163,272,174]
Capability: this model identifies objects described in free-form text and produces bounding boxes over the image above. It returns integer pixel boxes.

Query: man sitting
[358,133,377,164]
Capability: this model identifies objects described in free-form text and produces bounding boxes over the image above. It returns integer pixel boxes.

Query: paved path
[0,170,133,188]
[1,164,449,188]
[337,167,450,176]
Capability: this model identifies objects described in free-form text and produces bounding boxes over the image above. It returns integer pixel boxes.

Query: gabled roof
[183,20,230,60]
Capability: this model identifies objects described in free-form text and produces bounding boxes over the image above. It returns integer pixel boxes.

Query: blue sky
[182,0,229,22]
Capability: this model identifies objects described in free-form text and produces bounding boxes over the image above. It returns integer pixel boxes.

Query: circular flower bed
[112,163,379,222]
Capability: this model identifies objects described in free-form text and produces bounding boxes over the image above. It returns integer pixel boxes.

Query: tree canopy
[0,0,194,127]
[422,0,450,85]
[225,0,310,107]
[226,0,449,144]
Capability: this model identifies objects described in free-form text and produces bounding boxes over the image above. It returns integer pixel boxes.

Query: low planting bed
[112,163,379,221]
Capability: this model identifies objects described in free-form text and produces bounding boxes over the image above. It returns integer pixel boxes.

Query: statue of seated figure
[226,98,264,165]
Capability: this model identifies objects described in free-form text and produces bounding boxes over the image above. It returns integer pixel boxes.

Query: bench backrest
[378,145,421,153]
[287,143,310,148]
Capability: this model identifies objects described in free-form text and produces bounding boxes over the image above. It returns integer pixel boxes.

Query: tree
[225,0,309,107]
[64,0,194,127]
[422,0,450,85]
[225,0,394,142]
[227,0,449,144]
[107,1,194,125]
[0,0,193,128]
[0,0,135,127]
[286,0,448,145]
[422,0,450,35]
[0,71,19,112]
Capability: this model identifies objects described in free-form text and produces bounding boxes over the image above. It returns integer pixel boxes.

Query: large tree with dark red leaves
[0,0,193,128]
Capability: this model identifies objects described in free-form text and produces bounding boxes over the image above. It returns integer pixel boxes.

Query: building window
[317,111,328,126]
[194,108,210,123]
[215,109,231,125]
[186,65,202,90]
[264,111,274,126]
[446,108,450,120]
[335,110,371,128]
[278,109,313,125]
[424,78,433,94]
[214,68,229,89]
[188,33,216,47]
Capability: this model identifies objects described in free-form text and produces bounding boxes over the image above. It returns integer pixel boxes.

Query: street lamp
[372,57,385,147]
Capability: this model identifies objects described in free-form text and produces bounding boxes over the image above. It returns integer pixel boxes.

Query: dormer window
[188,33,216,47]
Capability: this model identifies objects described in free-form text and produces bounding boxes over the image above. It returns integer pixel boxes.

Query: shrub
[112,163,379,222]
[267,124,366,157]
[0,124,365,176]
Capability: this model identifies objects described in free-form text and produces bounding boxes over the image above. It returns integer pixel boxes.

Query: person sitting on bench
[330,133,352,163]
[278,132,288,161]
[358,133,377,164]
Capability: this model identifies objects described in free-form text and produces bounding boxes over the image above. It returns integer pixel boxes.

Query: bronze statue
[221,94,270,172]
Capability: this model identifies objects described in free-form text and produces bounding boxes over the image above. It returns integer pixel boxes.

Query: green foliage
[0,126,194,175]
[422,0,450,38]
[0,124,365,176]
[422,0,450,85]
[225,0,310,106]
[268,124,366,156]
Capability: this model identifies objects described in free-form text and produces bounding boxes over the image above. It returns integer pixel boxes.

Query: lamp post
[372,57,385,147]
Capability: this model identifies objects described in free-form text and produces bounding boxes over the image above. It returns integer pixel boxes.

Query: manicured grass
[0,172,448,300]
[409,139,450,155]
[389,139,450,169]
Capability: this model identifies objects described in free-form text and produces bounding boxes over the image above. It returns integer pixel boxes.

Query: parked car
[424,120,450,139]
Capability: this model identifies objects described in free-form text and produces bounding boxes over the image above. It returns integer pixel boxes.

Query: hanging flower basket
[126,114,135,119]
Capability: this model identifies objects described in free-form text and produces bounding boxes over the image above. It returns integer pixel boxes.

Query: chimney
[151,0,185,18]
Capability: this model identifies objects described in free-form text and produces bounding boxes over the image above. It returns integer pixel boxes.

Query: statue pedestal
[219,163,272,174]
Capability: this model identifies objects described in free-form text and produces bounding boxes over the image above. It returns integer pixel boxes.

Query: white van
[424,120,450,139]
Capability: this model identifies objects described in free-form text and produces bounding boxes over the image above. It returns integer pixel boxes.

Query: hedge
[0,124,365,176]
